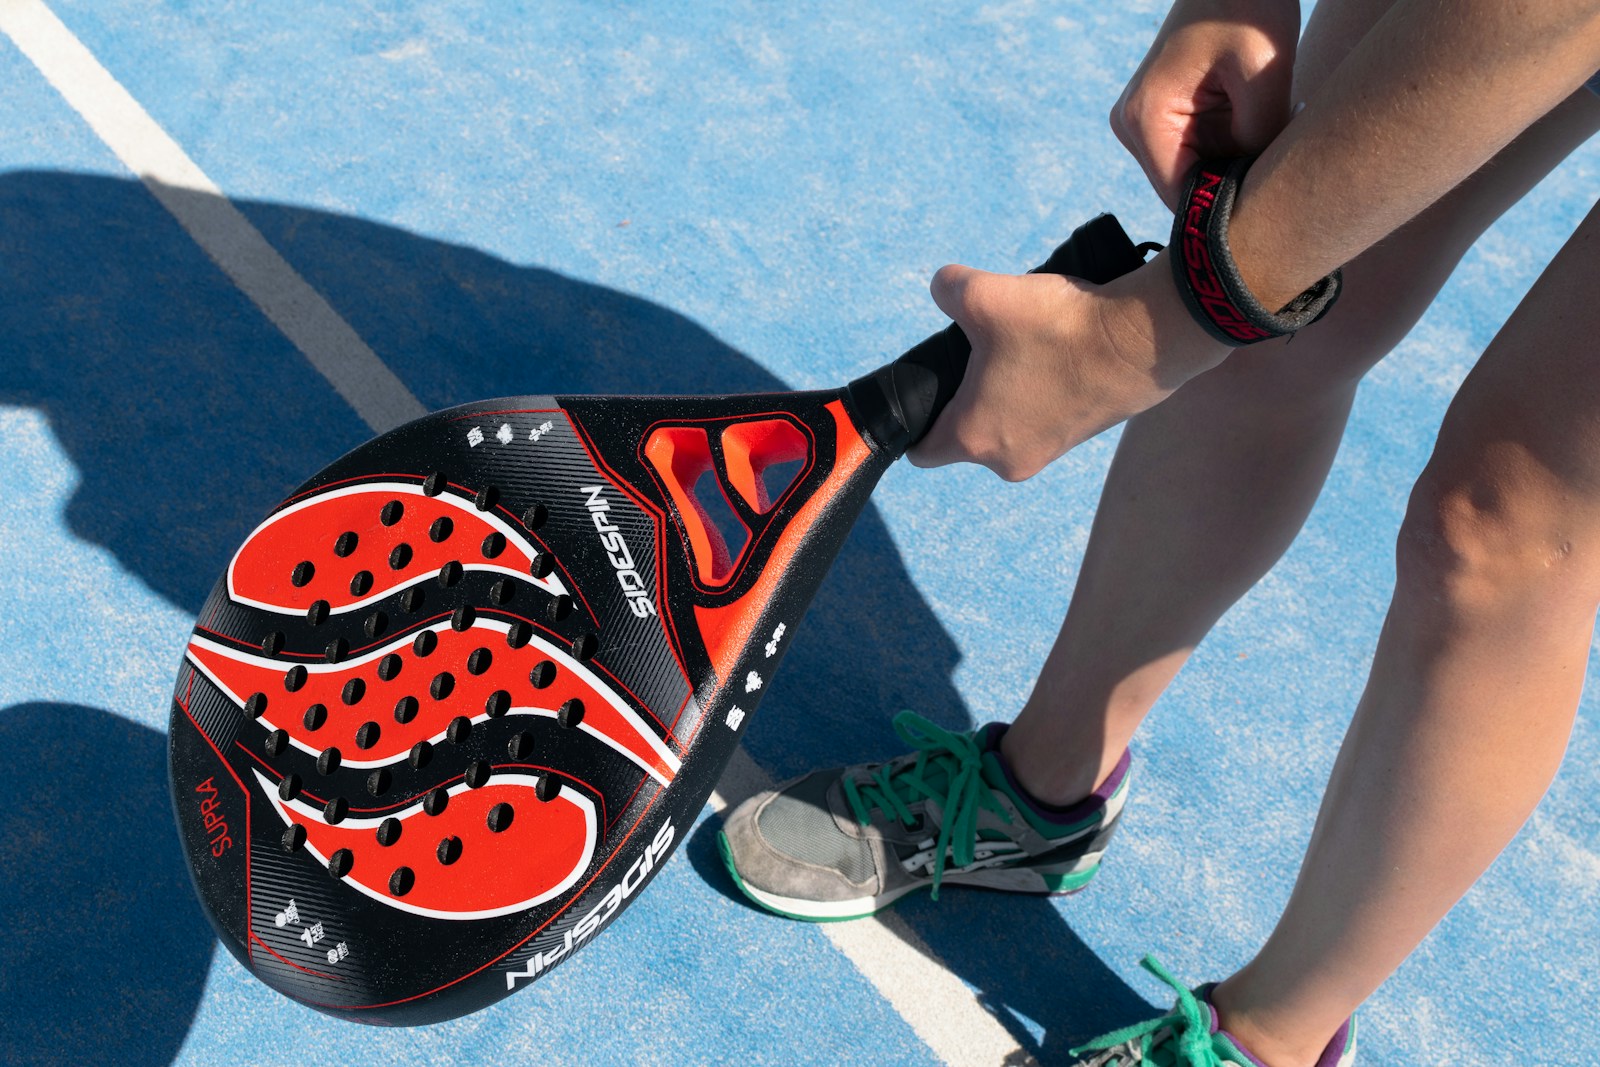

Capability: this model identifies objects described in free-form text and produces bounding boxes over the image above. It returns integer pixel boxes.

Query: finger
[928,262,979,324]
[1145,131,1197,211]
[932,263,1022,344]
[912,264,984,469]
[1117,92,1194,211]
[1224,58,1294,153]
[904,382,974,470]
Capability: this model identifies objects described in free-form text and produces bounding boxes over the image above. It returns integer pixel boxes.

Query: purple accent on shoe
[1199,989,1272,1067]
[980,723,1131,826]
[1216,1030,1272,1067]
[1312,1019,1353,1067]
[1202,985,1353,1067]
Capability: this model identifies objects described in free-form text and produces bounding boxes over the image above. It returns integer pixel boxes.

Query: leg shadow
[0,703,212,1066]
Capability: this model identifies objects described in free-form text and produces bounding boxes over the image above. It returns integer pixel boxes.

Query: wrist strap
[1171,156,1342,346]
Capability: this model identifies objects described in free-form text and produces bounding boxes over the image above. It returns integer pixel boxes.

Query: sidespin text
[504,817,675,988]
[580,485,658,619]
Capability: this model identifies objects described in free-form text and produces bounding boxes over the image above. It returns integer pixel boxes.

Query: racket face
[167,386,892,1024]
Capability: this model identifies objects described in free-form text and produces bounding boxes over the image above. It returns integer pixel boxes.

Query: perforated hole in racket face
[167,387,893,1024]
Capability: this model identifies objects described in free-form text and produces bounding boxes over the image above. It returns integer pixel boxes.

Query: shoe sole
[716,830,1102,922]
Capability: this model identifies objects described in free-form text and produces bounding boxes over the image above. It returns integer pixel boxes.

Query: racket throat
[846,212,1151,457]
[844,327,967,457]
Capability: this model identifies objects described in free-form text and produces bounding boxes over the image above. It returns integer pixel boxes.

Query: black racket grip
[844,213,1151,454]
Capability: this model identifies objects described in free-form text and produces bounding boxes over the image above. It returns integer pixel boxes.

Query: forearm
[911,0,1600,476]
[1231,0,1600,309]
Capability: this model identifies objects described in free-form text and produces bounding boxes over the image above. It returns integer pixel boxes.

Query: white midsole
[739,854,1106,920]
[737,878,922,920]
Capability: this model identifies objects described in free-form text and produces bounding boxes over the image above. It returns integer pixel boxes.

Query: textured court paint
[0,0,427,434]
[5,0,1600,1063]
[0,25,120,175]
[38,0,1168,403]
[0,408,191,731]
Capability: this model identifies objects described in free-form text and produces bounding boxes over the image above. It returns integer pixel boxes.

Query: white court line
[711,749,1036,1067]
[0,0,426,435]
[0,3,1033,1061]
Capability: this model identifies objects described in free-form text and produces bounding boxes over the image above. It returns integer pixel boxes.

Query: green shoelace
[840,710,1012,899]
[1069,956,1220,1066]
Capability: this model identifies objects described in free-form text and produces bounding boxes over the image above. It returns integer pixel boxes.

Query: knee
[1396,447,1600,617]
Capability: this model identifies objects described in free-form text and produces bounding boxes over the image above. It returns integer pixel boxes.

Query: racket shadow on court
[0,169,1151,1060]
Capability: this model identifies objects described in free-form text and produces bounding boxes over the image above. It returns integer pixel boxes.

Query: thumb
[928,262,983,327]
[910,263,995,470]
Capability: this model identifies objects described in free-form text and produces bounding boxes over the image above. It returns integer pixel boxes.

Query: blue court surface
[5,2,1600,1064]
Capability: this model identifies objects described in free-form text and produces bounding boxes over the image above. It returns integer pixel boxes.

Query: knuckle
[1108,100,1129,141]
[930,263,965,298]
[937,269,1004,334]
[959,430,1038,482]
[1115,93,1147,135]
[952,427,993,468]
[997,457,1041,483]
[929,264,972,319]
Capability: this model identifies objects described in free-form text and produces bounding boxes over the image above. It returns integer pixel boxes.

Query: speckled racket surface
[164,213,1147,1026]
[168,387,893,1025]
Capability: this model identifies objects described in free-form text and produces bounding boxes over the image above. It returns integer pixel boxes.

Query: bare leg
[1208,188,1600,1067]
[1002,16,1600,807]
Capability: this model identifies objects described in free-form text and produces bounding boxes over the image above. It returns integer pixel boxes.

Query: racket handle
[845,212,1152,454]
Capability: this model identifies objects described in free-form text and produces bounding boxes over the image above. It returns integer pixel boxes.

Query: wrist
[1099,247,1233,388]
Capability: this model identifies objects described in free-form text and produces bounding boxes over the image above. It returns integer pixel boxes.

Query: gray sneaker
[717,711,1130,921]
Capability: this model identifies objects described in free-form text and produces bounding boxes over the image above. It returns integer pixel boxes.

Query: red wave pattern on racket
[228,481,564,615]
[187,623,680,784]
[258,770,597,919]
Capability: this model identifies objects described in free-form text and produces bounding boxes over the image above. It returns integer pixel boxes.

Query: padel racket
[167,213,1150,1024]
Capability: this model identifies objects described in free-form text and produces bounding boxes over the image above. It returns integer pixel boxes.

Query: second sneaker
[718,711,1131,921]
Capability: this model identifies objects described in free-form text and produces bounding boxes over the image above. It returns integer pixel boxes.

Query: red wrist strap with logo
[1172,156,1342,346]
